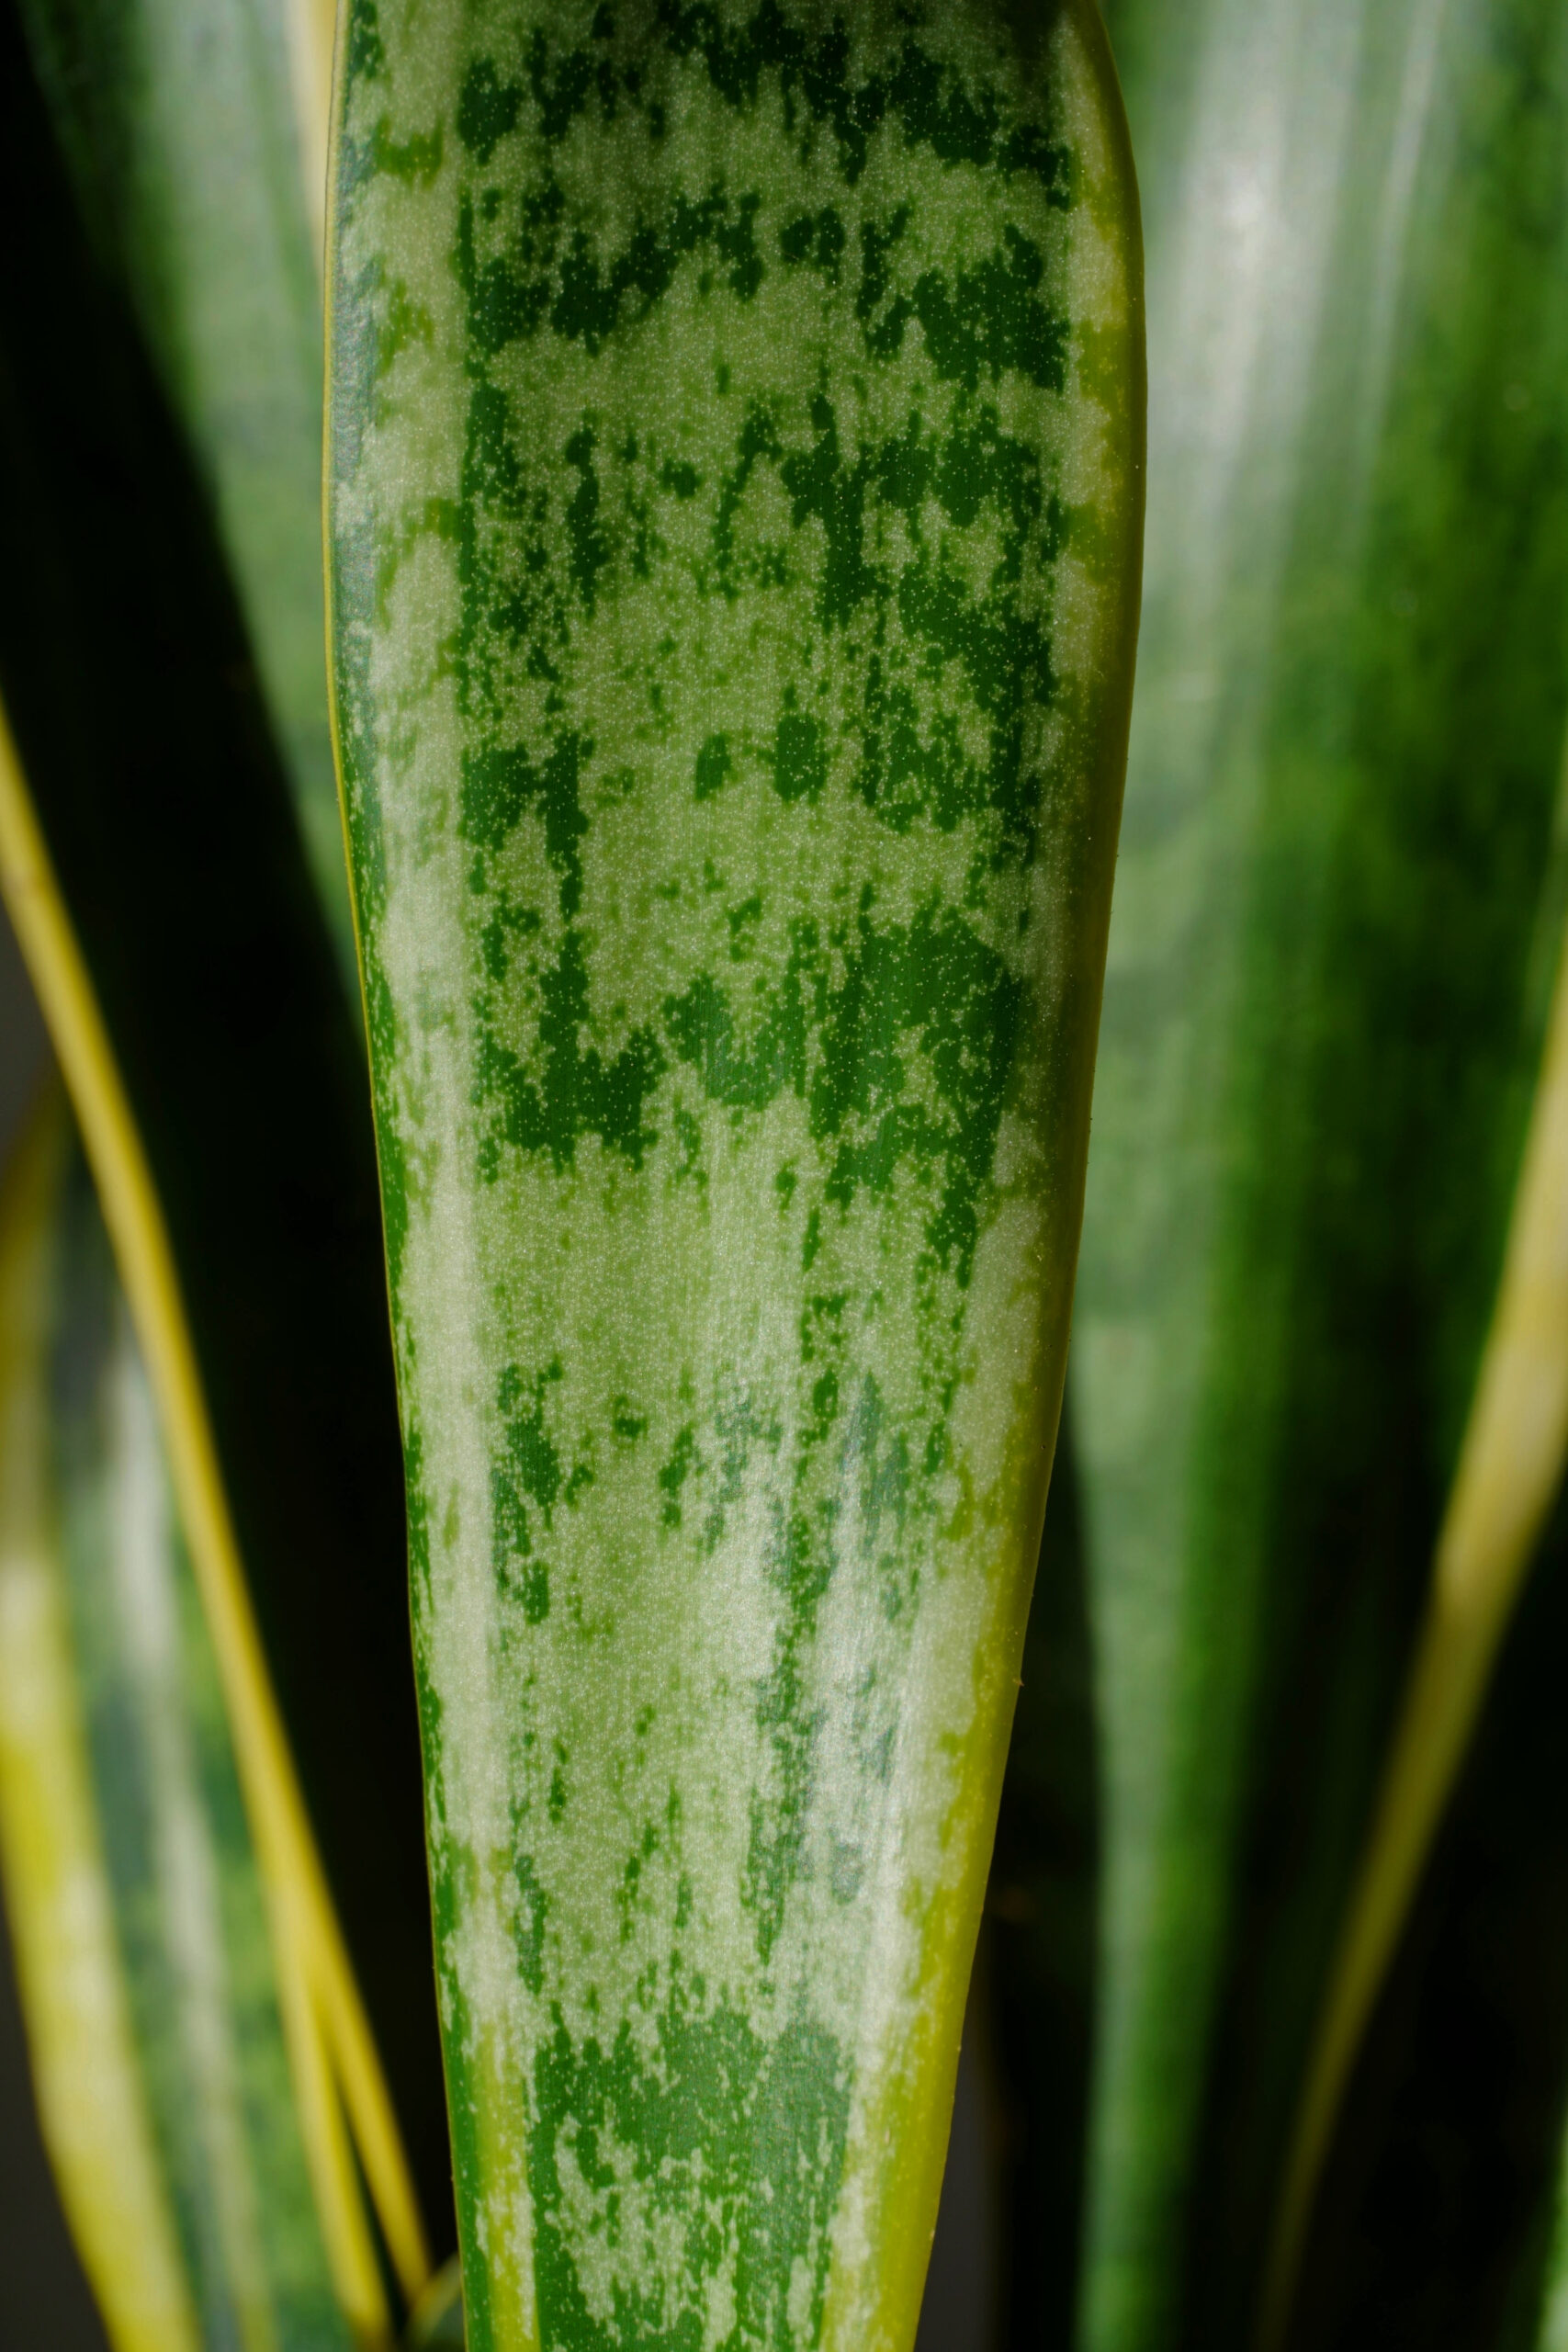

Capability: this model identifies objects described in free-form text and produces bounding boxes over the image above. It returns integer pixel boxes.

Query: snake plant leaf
[16,0,354,982]
[327,2,1144,2346]
[0,1093,354,2352]
[0,0,455,2276]
[1062,0,1568,2343]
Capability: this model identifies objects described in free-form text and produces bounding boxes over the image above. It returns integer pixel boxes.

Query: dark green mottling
[463,732,592,911]
[513,1854,548,1992]
[332,0,1137,2342]
[531,1988,850,2352]
[476,930,668,1176]
[491,1363,573,1624]
[458,58,525,164]
[660,902,1022,1275]
[346,0,385,85]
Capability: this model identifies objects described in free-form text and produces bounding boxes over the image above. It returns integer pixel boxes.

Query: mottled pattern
[329,5,1139,2346]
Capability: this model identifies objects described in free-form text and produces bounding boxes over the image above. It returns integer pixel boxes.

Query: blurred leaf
[1059,0,1568,2343]
[0,1099,199,2352]
[1266,860,1568,2343]
[0,0,455,2301]
[0,1094,357,2350]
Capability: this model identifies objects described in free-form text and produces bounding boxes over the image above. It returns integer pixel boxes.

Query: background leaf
[0,1093,355,2352]
[17,0,354,982]
[0,0,455,2290]
[1055,0,1568,2345]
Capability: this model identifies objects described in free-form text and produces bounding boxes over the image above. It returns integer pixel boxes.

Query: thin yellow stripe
[1261,901,1568,2349]
[0,695,431,2329]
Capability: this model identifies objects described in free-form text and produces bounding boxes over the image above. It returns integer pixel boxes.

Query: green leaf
[0,1093,352,2352]
[1066,0,1568,2342]
[326,4,1144,2346]
[0,0,455,2296]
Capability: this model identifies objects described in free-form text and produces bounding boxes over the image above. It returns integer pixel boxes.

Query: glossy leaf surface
[327,3,1144,2345]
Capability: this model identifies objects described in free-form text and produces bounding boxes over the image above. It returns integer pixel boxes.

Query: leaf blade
[328,2,1144,2344]
[1071,0,1568,2340]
